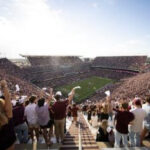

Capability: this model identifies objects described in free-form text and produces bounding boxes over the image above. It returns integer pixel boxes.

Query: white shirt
[25,103,38,125]
[91,116,98,127]
[142,103,150,114]
[129,107,146,132]
[142,103,150,124]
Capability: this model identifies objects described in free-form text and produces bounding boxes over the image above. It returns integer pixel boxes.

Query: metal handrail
[78,117,82,150]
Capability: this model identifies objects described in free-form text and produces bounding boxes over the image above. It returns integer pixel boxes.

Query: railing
[78,119,82,150]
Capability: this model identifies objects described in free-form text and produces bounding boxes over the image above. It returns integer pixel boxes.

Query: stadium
[0,55,150,150]
[1,0,150,149]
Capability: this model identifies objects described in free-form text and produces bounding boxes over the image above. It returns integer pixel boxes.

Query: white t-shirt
[142,103,150,125]
[142,103,150,114]
[91,116,98,127]
[25,103,38,125]
[129,107,146,132]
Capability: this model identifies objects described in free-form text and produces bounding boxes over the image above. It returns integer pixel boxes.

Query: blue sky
[0,0,150,58]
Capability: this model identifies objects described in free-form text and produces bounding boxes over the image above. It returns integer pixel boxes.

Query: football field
[56,76,113,103]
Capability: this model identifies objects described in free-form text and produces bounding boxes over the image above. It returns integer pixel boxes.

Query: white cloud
[115,38,150,56]
[0,0,68,58]
[0,0,149,58]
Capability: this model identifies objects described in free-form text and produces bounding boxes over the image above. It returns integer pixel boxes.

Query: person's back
[130,107,146,132]
[13,104,25,126]
[114,102,134,148]
[129,99,146,147]
[91,113,98,127]
[115,110,134,134]
[141,97,150,145]
[13,102,28,143]
[25,103,37,125]
[36,101,50,126]
[142,102,150,125]
[24,96,39,142]
[96,120,108,142]
[53,99,68,120]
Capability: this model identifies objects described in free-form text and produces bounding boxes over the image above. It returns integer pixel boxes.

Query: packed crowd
[0,56,150,150]
[26,56,82,66]
[0,58,29,80]
[83,95,150,148]
[92,56,147,70]
[0,80,80,150]
[0,79,150,150]
[110,72,150,100]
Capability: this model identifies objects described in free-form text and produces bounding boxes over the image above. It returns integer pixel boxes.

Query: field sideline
[56,76,114,103]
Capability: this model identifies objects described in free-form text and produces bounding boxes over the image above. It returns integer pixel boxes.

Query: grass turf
[56,76,113,103]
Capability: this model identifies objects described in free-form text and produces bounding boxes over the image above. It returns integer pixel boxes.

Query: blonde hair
[0,99,8,128]
[102,103,108,114]
[101,119,108,133]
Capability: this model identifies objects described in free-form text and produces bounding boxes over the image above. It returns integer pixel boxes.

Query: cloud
[115,38,150,56]
[0,0,67,58]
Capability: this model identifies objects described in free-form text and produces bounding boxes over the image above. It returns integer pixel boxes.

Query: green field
[56,76,113,103]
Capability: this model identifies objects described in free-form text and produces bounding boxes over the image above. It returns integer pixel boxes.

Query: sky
[0,0,150,58]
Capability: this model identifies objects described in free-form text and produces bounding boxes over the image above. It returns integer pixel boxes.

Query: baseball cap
[55,91,62,96]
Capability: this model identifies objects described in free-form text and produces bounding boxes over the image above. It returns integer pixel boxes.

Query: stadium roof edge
[20,54,82,58]
[95,55,147,57]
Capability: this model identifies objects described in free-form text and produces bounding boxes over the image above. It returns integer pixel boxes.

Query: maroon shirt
[115,110,134,134]
[52,99,69,120]
[13,105,25,126]
[71,107,79,117]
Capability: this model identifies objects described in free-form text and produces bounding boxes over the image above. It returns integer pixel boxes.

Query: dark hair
[146,96,150,103]
[122,102,128,110]
[38,98,45,107]
[55,95,61,101]
[0,95,5,100]
[29,96,36,103]
[25,100,29,106]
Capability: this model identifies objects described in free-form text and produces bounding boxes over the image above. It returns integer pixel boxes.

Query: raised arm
[47,88,53,105]
[68,88,75,104]
[1,80,12,118]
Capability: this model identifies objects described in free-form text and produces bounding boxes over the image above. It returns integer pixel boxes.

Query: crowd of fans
[0,56,150,150]
[25,56,82,66]
[0,58,29,80]
[82,95,150,148]
[0,79,150,150]
[0,69,41,97]
[92,56,147,70]
[0,80,79,150]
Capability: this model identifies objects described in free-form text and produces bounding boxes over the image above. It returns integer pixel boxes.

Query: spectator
[71,103,79,123]
[100,103,109,121]
[114,102,134,148]
[36,98,52,146]
[52,88,76,143]
[91,112,98,127]
[35,89,53,146]
[96,120,109,142]
[24,96,39,142]
[129,99,146,147]
[141,96,150,145]
[87,109,92,123]
[0,80,16,150]
[13,99,28,143]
